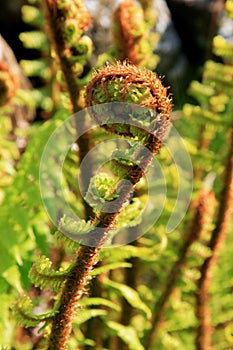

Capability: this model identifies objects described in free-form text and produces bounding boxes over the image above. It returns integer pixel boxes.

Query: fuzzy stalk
[144,189,215,349]
[47,139,159,349]
[196,127,233,350]
[47,245,99,349]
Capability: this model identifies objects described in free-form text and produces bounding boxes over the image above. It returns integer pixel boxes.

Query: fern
[13,295,56,328]
[29,255,70,292]
[73,309,108,326]
[2,1,233,349]
[90,262,132,277]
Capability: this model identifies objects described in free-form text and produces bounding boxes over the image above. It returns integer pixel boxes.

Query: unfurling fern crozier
[86,61,172,156]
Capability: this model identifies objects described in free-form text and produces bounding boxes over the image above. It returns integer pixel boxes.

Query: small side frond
[58,215,94,245]
[91,262,132,276]
[13,295,56,328]
[29,255,70,292]
[84,173,119,211]
[54,230,80,251]
[80,297,121,312]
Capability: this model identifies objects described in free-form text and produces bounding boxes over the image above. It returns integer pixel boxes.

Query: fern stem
[47,245,100,349]
[144,189,214,349]
[42,0,80,111]
[42,0,94,220]
[196,127,233,350]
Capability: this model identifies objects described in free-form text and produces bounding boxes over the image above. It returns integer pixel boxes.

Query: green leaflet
[226,0,233,18]
[0,293,16,346]
[54,230,80,251]
[187,81,215,105]
[28,255,69,292]
[80,297,121,312]
[58,215,95,245]
[59,215,93,236]
[73,309,107,325]
[116,197,146,229]
[21,5,44,27]
[84,172,119,211]
[0,109,69,281]
[106,321,144,350]
[19,31,48,50]
[2,266,23,294]
[160,330,182,349]
[100,234,167,262]
[91,262,132,276]
[20,60,51,80]
[13,295,56,328]
[104,278,151,319]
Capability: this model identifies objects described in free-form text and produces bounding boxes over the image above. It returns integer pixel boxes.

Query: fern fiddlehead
[112,0,159,69]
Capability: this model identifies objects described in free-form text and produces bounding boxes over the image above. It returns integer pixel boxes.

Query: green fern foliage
[21,4,44,26]
[28,255,69,292]
[1,0,233,349]
[106,321,144,350]
[13,295,55,328]
[19,0,55,115]
[104,278,151,319]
